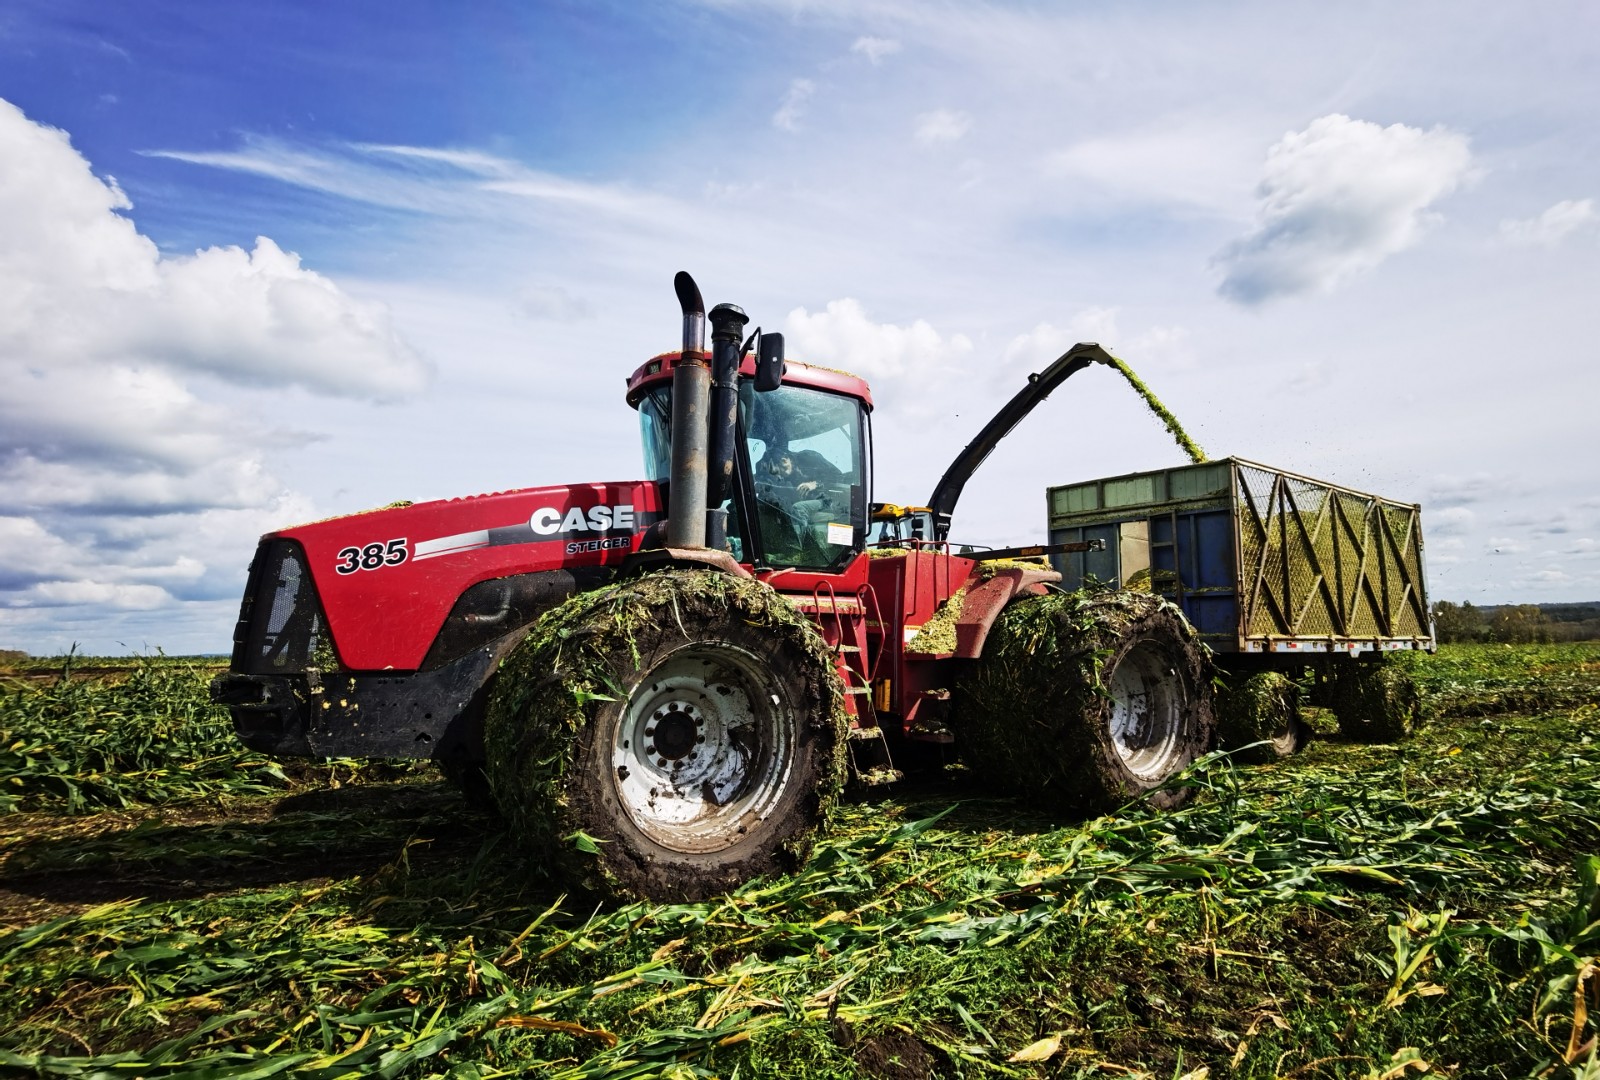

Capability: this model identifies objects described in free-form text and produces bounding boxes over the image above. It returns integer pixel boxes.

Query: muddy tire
[1332,662,1420,743]
[483,570,846,901]
[1216,670,1308,764]
[953,590,1215,812]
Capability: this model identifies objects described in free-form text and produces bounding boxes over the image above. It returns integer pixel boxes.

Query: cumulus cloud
[1002,308,1193,375]
[1002,311,1120,374]
[1499,198,1598,247]
[0,98,425,645]
[773,79,816,132]
[915,109,972,146]
[1214,114,1472,304]
[851,36,900,64]
[784,298,973,385]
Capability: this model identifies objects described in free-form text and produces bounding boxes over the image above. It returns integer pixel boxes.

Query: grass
[0,644,1596,1078]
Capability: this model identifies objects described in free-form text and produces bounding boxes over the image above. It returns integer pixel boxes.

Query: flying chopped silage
[1106,354,1207,464]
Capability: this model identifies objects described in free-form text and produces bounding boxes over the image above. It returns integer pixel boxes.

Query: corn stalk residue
[1107,355,1206,464]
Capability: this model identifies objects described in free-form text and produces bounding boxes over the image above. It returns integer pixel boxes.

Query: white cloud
[518,284,593,322]
[783,298,973,384]
[0,97,425,643]
[27,580,172,610]
[773,78,816,132]
[1215,114,1473,304]
[1002,309,1192,374]
[851,36,900,64]
[1499,198,1598,247]
[1487,536,1527,554]
[914,109,972,146]
[1429,506,1476,536]
[1427,473,1513,508]
[1002,310,1122,368]
[1045,122,1262,213]
[149,138,673,226]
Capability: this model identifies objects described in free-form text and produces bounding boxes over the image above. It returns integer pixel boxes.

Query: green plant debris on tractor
[953,588,1209,809]
[1107,354,1207,464]
[906,585,968,655]
[482,569,849,896]
[973,556,1052,578]
[1,643,1597,1077]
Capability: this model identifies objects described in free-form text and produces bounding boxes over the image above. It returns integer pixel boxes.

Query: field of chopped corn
[1,643,1597,1079]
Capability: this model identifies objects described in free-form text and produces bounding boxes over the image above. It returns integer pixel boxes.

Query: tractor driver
[756,446,843,500]
[753,444,846,556]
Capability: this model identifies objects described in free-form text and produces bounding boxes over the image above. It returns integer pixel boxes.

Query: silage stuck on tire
[1216,670,1307,763]
[952,589,1215,812]
[1332,662,1422,743]
[483,569,848,902]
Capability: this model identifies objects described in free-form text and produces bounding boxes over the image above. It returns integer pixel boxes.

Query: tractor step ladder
[795,583,902,787]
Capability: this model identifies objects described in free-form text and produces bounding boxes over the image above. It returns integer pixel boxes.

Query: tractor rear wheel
[1215,670,1308,763]
[1331,661,1420,743]
[954,591,1214,812]
[483,570,846,901]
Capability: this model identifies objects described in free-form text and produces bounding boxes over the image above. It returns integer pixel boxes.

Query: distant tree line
[1432,601,1600,644]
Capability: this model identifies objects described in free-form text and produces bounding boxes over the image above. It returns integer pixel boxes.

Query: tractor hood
[265,480,664,670]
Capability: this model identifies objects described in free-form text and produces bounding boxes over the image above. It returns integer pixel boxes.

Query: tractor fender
[952,566,1061,658]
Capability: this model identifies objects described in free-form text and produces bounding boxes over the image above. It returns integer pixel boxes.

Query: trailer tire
[483,570,847,901]
[1332,662,1420,743]
[1216,670,1308,763]
[953,590,1215,812]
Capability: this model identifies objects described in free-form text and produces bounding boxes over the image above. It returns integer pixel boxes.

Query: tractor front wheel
[954,591,1214,812]
[484,570,846,901]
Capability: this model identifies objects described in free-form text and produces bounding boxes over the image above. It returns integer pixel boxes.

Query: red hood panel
[273,480,662,670]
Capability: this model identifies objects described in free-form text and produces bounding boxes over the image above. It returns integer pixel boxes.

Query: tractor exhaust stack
[706,301,750,548]
[668,271,711,549]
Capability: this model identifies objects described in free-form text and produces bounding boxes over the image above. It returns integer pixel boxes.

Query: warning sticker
[825,522,853,546]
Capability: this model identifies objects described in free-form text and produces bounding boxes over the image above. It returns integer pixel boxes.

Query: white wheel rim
[610,641,796,854]
[1107,641,1188,781]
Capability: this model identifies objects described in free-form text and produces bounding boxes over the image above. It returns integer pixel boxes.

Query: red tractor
[212,273,1215,899]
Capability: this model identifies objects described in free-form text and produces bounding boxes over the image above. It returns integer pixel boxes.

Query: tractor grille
[231,539,335,674]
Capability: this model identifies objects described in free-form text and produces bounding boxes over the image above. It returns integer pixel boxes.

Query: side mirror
[755,332,785,392]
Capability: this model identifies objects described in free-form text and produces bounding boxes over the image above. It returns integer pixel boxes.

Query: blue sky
[1,1,1597,654]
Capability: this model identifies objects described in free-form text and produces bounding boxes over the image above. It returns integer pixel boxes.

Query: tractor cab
[626,352,874,574]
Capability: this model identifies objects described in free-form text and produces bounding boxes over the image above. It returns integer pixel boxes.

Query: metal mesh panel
[1333,492,1374,635]
[1236,463,1428,644]
[1235,465,1279,635]
[1284,477,1333,634]
[237,540,332,674]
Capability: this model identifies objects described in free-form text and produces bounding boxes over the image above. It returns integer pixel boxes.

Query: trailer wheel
[954,591,1214,812]
[1331,662,1420,743]
[483,570,846,901]
[1216,670,1308,763]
